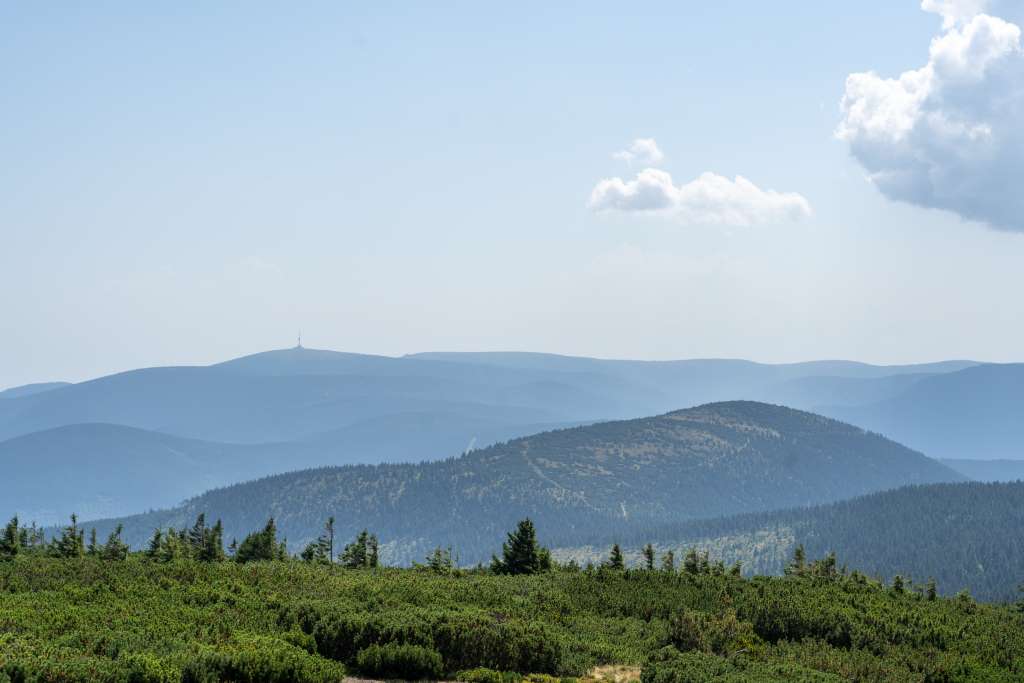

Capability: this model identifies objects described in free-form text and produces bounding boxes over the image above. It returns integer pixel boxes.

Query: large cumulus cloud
[838,1,1024,232]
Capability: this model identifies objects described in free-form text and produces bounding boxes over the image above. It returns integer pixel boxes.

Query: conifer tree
[324,516,335,563]
[0,516,20,560]
[235,518,281,563]
[188,514,207,558]
[341,530,372,568]
[367,533,379,568]
[490,518,544,575]
[661,549,675,573]
[926,577,938,601]
[786,544,807,576]
[606,544,625,570]
[145,529,163,560]
[642,543,655,571]
[102,524,129,561]
[729,561,742,577]
[87,528,98,556]
[892,574,905,594]
[53,514,85,559]
[683,548,699,575]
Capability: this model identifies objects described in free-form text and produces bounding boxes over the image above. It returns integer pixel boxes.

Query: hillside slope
[2,416,575,526]
[560,481,1024,601]
[84,402,963,563]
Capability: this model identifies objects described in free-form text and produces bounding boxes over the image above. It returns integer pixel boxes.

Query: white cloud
[922,0,990,28]
[839,5,1024,231]
[589,168,812,226]
[612,138,665,166]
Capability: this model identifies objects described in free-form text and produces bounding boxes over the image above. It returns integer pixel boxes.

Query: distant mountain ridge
[79,402,963,564]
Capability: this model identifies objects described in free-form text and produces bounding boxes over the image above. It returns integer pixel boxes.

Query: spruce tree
[53,514,85,558]
[145,529,163,560]
[607,544,625,570]
[642,543,655,571]
[188,514,207,558]
[661,549,675,573]
[235,518,280,563]
[926,578,938,601]
[0,516,20,560]
[786,544,807,576]
[491,518,544,575]
[683,548,699,574]
[102,524,129,561]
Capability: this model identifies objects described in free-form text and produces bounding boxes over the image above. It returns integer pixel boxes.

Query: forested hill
[558,480,1024,602]
[83,401,962,563]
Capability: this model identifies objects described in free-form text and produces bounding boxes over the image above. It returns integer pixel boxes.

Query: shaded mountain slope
[2,415,576,526]
[560,481,1024,602]
[83,402,963,563]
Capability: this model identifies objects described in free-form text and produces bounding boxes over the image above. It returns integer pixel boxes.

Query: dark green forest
[557,481,1024,602]
[1,512,1023,683]
[76,402,961,564]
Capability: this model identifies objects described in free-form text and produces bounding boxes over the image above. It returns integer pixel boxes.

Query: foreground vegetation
[1,547,1023,682]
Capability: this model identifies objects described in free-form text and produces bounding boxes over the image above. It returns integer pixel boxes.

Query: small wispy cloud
[612,138,665,166]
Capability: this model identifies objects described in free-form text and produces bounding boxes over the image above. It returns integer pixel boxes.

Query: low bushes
[641,647,842,683]
[354,643,444,680]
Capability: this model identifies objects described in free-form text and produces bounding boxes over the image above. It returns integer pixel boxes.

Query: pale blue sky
[3,1,1023,387]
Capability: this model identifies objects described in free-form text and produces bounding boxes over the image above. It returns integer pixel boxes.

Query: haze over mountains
[2,346,1021,524]
[82,402,962,562]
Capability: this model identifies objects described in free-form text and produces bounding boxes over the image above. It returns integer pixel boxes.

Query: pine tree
[324,517,335,563]
[661,549,675,573]
[729,561,742,577]
[200,520,226,562]
[642,543,655,571]
[892,574,905,594]
[188,514,207,558]
[926,577,938,601]
[786,544,807,576]
[606,544,625,570]
[367,533,379,568]
[235,518,280,563]
[683,548,699,574]
[490,518,545,575]
[145,529,163,560]
[87,528,98,556]
[0,516,20,560]
[341,530,372,568]
[53,514,85,559]
[102,524,129,561]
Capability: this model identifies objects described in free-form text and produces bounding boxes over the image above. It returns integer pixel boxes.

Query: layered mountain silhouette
[80,402,963,563]
[6,347,1017,527]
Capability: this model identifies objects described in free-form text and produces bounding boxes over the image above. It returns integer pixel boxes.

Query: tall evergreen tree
[661,549,676,573]
[235,518,282,563]
[642,543,655,571]
[145,529,163,560]
[490,518,545,575]
[926,578,938,601]
[786,544,807,576]
[606,544,625,570]
[53,514,85,559]
[683,548,700,574]
[0,516,20,560]
[102,525,129,561]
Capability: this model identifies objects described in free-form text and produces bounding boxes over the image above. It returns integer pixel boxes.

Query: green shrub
[668,609,761,656]
[456,667,524,683]
[354,643,444,680]
[642,647,842,683]
[180,634,345,683]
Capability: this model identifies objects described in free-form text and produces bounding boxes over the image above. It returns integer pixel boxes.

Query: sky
[2,1,1024,388]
